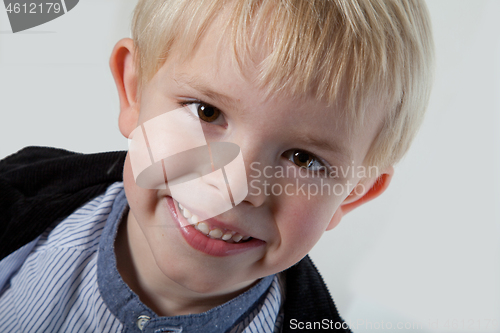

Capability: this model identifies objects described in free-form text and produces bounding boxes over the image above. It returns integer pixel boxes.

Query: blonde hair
[131,0,434,171]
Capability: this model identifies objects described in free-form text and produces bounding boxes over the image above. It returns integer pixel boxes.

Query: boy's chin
[163,264,261,296]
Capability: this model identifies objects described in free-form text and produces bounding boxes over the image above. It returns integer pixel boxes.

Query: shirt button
[136,315,151,331]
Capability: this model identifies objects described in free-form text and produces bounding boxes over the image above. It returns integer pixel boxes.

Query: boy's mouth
[164,195,264,257]
[177,202,252,243]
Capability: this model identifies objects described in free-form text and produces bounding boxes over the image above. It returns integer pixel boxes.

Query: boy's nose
[242,178,267,207]
[236,144,273,208]
[165,142,249,220]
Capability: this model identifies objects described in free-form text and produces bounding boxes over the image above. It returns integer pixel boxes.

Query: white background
[1,1,499,332]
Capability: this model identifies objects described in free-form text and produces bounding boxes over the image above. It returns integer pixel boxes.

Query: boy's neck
[114,210,257,317]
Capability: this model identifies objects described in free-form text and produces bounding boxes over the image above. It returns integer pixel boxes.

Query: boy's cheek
[123,154,158,218]
[123,155,142,204]
[277,199,337,248]
[288,192,340,224]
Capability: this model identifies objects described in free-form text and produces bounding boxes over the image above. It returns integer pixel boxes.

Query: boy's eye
[285,149,326,171]
[197,104,220,122]
[186,102,221,123]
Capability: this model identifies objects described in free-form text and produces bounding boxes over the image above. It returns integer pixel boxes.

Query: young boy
[0,0,433,332]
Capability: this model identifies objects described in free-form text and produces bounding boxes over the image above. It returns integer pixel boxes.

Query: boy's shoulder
[0,146,126,260]
[283,256,351,332]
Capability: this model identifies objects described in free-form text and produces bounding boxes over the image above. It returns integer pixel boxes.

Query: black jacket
[0,147,350,332]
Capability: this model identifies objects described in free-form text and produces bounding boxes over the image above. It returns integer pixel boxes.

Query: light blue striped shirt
[0,182,284,333]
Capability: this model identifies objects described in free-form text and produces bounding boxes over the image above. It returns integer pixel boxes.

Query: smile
[178,202,252,243]
[164,196,264,257]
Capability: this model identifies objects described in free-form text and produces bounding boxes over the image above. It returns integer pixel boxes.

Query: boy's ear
[326,166,394,231]
[110,38,140,139]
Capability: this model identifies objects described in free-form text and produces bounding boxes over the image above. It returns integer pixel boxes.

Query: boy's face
[118,17,388,297]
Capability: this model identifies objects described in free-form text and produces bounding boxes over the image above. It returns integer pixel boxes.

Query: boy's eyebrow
[301,136,353,164]
[174,73,237,109]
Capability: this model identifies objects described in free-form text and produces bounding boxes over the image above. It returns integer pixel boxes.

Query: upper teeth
[177,202,251,243]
